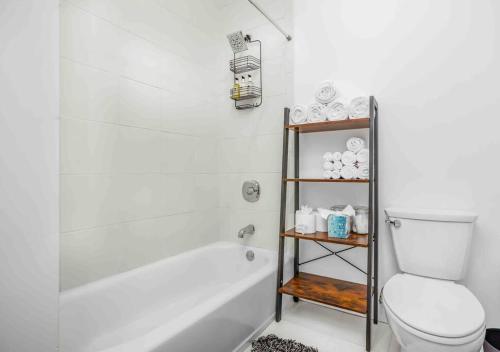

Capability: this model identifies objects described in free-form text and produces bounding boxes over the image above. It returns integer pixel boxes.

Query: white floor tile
[245,301,394,352]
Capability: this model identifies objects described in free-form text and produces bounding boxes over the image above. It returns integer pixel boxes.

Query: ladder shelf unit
[275,97,379,352]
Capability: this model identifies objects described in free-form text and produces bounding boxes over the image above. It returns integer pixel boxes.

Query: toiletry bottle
[247,74,254,88]
[240,76,246,92]
[232,78,240,100]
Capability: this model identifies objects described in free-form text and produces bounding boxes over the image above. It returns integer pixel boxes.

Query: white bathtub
[60,242,280,352]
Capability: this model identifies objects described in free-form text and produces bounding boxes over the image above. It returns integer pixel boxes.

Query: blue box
[328,214,350,238]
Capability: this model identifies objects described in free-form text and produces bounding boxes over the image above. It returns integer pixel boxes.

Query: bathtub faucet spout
[238,224,255,238]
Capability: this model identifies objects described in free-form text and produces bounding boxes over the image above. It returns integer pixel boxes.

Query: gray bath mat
[251,334,319,352]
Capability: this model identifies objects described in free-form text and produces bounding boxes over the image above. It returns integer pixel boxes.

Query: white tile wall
[216,0,294,251]
[60,0,224,289]
[61,0,294,289]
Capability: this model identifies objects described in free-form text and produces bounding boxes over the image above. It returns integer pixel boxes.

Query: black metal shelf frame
[275,97,379,352]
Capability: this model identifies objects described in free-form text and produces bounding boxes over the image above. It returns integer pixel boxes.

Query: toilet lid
[384,274,485,338]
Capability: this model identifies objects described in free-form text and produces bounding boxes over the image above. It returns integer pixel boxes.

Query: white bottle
[240,76,246,89]
[247,74,254,88]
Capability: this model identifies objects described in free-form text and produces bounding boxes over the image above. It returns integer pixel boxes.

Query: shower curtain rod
[247,0,292,41]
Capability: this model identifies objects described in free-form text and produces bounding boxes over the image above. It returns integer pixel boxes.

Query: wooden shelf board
[281,228,368,247]
[286,118,370,133]
[285,178,369,183]
[279,272,367,314]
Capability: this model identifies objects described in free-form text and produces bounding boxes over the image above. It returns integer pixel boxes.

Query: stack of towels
[289,81,369,125]
[322,137,369,180]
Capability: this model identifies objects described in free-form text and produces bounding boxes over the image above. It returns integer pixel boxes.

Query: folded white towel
[323,152,334,162]
[290,105,307,124]
[346,137,365,153]
[307,103,326,122]
[349,96,370,119]
[356,164,370,179]
[333,160,343,170]
[332,151,342,161]
[315,80,337,105]
[341,150,356,166]
[356,148,369,164]
[323,100,348,121]
[323,170,333,179]
[340,165,356,180]
[323,161,334,171]
[331,169,341,179]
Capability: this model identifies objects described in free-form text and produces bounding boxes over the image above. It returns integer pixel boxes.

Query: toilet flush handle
[385,219,401,228]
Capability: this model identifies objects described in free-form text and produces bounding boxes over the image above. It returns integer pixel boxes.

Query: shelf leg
[293,129,300,302]
[276,108,290,322]
[276,235,285,321]
[365,96,376,351]
[373,99,379,325]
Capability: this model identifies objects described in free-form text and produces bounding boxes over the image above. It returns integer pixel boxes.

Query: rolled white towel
[356,164,370,179]
[340,165,356,180]
[341,150,356,166]
[323,170,333,179]
[349,96,370,119]
[356,148,369,163]
[323,161,334,171]
[323,100,348,121]
[323,152,334,162]
[290,105,307,125]
[333,160,343,171]
[346,137,365,153]
[331,169,341,179]
[315,80,337,104]
[307,103,326,122]
[332,151,342,161]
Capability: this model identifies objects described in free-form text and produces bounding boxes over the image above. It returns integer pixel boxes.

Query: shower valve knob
[242,180,260,202]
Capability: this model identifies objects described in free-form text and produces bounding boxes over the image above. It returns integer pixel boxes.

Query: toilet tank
[385,208,477,281]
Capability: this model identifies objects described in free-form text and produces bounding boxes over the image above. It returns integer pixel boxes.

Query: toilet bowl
[382,274,485,352]
[384,208,485,352]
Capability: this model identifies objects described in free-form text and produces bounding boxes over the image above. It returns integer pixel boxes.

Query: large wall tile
[118,78,163,130]
[60,224,126,290]
[162,133,198,173]
[163,174,196,214]
[61,174,122,232]
[60,118,119,174]
[118,32,162,86]
[193,174,220,211]
[117,173,167,220]
[60,3,122,73]
[114,126,164,173]
[60,59,119,122]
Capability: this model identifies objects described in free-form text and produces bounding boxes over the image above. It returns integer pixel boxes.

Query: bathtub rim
[60,241,276,301]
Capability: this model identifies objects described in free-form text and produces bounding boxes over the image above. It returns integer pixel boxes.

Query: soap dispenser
[232,77,240,100]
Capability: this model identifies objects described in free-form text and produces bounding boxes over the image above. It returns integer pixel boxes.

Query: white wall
[293,0,500,326]
[215,0,295,249]
[59,0,224,289]
[0,0,59,351]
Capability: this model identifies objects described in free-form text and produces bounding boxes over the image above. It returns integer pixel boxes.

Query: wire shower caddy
[229,38,262,110]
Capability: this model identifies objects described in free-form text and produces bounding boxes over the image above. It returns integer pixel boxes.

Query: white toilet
[383,208,486,352]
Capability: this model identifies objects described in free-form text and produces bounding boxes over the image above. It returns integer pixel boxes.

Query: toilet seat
[383,274,485,343]
[384,295,485,346]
